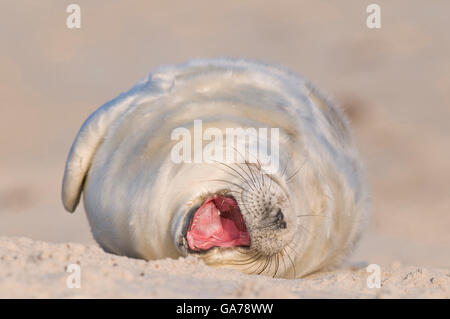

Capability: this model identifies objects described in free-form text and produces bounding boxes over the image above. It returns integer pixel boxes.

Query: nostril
[275,209,286,229]
[276,209,284,221]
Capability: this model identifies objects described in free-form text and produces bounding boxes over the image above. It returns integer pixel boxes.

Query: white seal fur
[62,58,370,278]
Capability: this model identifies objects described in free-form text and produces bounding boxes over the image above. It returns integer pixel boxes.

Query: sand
[1,237,449,298]
[1,1,449,298]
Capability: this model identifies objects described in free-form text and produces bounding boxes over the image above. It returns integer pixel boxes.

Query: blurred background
[0,0,449,268]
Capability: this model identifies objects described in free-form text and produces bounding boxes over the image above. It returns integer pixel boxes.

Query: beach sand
[1,237,449,298]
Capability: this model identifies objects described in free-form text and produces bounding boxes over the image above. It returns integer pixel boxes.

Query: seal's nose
[276,209,287,229]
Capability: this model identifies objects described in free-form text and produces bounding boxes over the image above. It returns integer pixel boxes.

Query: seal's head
[171,160,298,277]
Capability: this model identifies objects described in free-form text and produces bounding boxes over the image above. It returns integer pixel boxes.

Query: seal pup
[62,58,370,278]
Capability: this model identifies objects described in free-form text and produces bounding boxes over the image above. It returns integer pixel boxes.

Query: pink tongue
[186,197,250,251]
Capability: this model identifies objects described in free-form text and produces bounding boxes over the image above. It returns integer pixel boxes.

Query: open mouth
[186,195,251,251]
